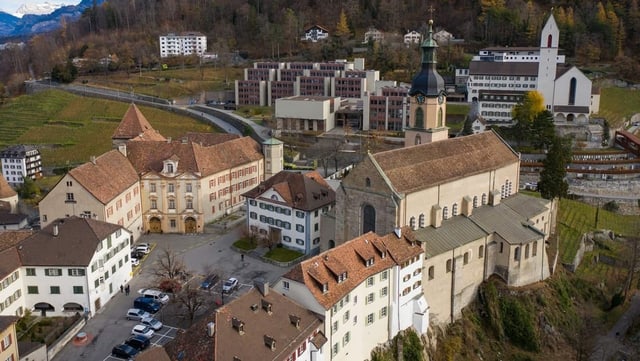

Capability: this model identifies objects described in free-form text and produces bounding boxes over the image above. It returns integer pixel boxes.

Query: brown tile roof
[164,312,215,361]
[242,171,335,211]
[0,316,18,332]
[0,248,21,282]
[17,216,123,266]
[282,228,418,309]
[112,104,165,141]
[136,346,172,361]
[370,131,519,193]
[126,137,262,177]
[182,133,240,146]
[0,230,33,252]
[0,175,16,199]
[469,61,539,76]
[214,288,323,361]
[69,150,139,204]
[553,105,590,113]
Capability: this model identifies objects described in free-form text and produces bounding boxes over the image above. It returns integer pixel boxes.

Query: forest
[1,0,640,95]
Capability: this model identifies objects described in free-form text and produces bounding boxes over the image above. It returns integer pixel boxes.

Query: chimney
[254,279,269,296]
[231,317,245,335]
[261,299,273,314]
[393,227,402,239]
[206,321,215,337]
[289,314,301,329]
[90,156,96,164]
[53,223,59,237]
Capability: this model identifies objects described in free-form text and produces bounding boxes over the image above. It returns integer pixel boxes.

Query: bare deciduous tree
[174,284,206,326]
[153,247,187,281]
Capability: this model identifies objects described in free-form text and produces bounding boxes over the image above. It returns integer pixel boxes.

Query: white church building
[466,14,600,125]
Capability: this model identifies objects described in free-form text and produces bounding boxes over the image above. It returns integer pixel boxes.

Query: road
[590,293,640,361]
[52,220,292,361]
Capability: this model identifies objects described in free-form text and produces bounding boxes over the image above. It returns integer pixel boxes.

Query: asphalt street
[52,221,292,361]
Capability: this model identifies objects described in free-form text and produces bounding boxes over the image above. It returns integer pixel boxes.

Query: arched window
[428,266,434,280]
[415,134,421,145]
[437,107,443,127]
[463,252,469,265]
[365,177,371,187]
[442,206,449,220]
[569,77,577,105]
[525,244,530,259]
[446,259,452,273]
[473,196,478,208]
[409,216,416,230]
[363,205,376,234]
[500,242,504,253]
[547,34,552,47]
[419,214,425,228]
[532,241,538,257]
[415,108,424,128]
[514,246,520,260]
[452,203,458,217]
[478,245,484,258]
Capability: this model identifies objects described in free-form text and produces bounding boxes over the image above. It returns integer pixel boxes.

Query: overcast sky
[1,1,81,15]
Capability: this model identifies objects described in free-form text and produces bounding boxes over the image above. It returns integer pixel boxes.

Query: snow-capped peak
[13,2,68,18]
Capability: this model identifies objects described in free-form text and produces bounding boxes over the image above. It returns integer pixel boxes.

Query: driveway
[52,221,293,361]
[590,292,640,361]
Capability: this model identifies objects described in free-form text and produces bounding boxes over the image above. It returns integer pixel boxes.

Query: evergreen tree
[461,116,474,136]
[538,137,571,200]
[530,110,556,150]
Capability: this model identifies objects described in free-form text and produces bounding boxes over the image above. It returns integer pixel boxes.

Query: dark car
[112,343,139,359]
[200,273,219,290]
[131,250,145,260]
[133,297,161,314]
[124,334,150,351]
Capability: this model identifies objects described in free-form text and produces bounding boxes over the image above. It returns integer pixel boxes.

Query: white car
[140,317,163,331]
[134,244,151,254]
[138,288,170,304]
[222,277,239,294]
[126,308,151,321]
[131,324,154,339]
[131,258,140,267]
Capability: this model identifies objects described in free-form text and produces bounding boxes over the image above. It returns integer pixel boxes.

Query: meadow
[0,90,213,167]
[595,86,640,127]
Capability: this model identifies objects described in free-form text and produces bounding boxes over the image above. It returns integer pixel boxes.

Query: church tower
[262,137,284,179]
[537,13,559,112]
[405,19,448,148]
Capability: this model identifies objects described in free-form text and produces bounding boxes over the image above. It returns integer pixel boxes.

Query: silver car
[126,308,151,321]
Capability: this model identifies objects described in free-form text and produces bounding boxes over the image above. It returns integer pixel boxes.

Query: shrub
[500,298,539,352]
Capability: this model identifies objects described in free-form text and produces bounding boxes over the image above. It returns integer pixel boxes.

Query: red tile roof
[112,104,165,141]
[69,150,139,204]
[126,137,262,177]
[0,175,16,199]
[282,227,421,309]
[242,171,335,211]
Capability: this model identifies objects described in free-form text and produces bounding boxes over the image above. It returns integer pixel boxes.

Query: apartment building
[275,96,340,134]
[273,228,426,360]
[159,32,207,58]
[243,170,335,255]
[0,145,42,187]
[0,316,18,361]
[362,85,409,131]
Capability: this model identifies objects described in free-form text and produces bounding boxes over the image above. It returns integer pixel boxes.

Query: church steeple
[405,14,448,148]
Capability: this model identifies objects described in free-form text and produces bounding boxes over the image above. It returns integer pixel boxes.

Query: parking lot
[52,222,292,361]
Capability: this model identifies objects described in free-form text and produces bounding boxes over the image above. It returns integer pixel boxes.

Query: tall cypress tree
[538,137,571,200]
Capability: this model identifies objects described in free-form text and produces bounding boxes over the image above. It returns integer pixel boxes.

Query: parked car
[222,277,239,294]
[134,244,151,254]
[112,344,140,359]
[138,288,170,304]
[133,297,161,314]
[124,335,150,351]
[131,324,154,339]
[126,308,151,321]
[131,250,145,259]
[140,316,163,331]
[131,258,140,267]
[200,273,219,290]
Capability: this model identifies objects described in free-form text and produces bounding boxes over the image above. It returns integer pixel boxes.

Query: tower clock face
[416,95,425,104]
[438,94,445,104]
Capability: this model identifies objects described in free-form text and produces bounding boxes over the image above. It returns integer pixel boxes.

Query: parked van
[138,288,170,304]
[133,297,161,314]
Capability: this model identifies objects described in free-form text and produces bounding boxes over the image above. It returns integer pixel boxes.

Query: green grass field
[0,89,213,167]
[595,87,640,128]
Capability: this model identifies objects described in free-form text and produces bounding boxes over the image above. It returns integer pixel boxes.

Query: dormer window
[322,283,329,293]
[167,163,174,173]
[337,272,348,283]
[366,257,374,267]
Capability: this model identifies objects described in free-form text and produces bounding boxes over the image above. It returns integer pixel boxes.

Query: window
[45,268,62,276]
[525,244,530,259]
[186,183,192,192]
[186,199,193,209]
[380,270,388,280]
[463,252,469,265]
[111,265,116,274]
[366,292,374,304]
[380,306,388,318]
[170,219,177,228]
[314,223,319,231]
[73,286,84,294]
[442,206,448,220]
[296,239,304,245]
[250,212,257,219]
[343,310,350,323]
[419,214,425,228]
[65,193,75,202]
[94,279,99,288]
[332,321,338,334]
[366,277,374,287]
[446,259,452,273]
[283,281,290,290]
[366,313,375,325]
[403,274,411,282]
[296,224,304,232]
[296,211,304,218]
[514,246,520,261]
[409,216,416,229]
[2,334,12,351]
[27,286,38,294]
[479,245,484,258]
[342,332,350,346]
[380,286,388,297]
[169,199,175,209]
[332,343,339,357]
[167,164,174,173]
[151,200,157,209]
[68,268,85,276]
[428,266,435,280]
[50,286,60,294]
[365,177,371,187]
[168,183,175,193]
[500,242,504,253]
[150,183,156,192]
[26,268,35,276]
[533,241,538,257]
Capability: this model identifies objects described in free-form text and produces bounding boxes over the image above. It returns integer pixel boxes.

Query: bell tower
[405,17,448,147]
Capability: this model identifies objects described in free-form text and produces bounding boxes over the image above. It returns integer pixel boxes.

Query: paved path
[590,293,640,361]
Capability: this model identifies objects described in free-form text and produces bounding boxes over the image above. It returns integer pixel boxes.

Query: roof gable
[243,170,335,211]
[112,104,165,141]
